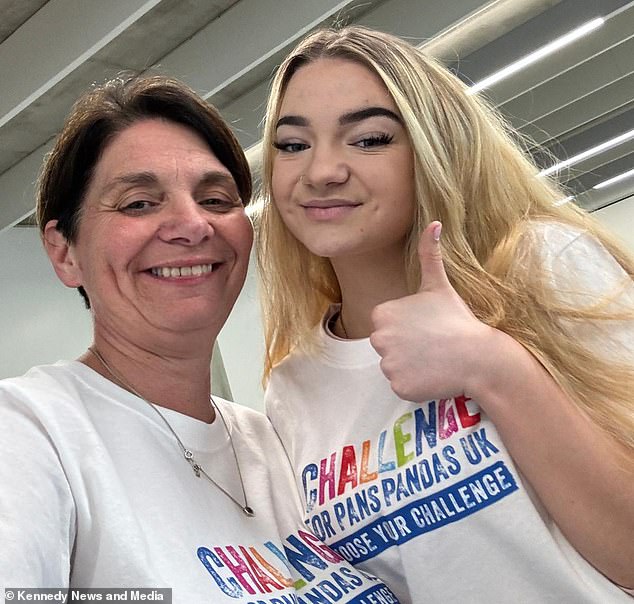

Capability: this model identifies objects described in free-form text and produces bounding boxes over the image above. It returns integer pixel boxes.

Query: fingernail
[433,222,442,242]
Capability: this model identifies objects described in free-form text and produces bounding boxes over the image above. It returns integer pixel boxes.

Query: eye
[119,199,158,213]
[199,196,242,211]
[353,133,394,149]
[273,141,309,153]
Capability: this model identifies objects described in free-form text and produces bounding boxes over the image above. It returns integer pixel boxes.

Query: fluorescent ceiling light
[539,128,634,177]
[468,17,604,94]
[554,195,574,206]
[593,168,634,190]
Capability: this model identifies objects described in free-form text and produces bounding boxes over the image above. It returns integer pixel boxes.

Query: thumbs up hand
[370,222,495,403]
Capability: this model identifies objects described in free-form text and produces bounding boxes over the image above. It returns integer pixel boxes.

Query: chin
[302,238,359,260]
[162,303,230,334]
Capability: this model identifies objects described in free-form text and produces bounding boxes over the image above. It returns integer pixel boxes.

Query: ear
[43,220,83,288]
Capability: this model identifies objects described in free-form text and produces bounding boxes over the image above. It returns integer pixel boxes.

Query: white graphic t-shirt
[0,361,399,604]
[265,222,634,603]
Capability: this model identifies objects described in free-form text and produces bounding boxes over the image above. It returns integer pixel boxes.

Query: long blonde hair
[257,26,634,452]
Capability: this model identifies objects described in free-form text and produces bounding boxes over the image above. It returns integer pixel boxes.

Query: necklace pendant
[184,449,201,477]
[243,506,255,517]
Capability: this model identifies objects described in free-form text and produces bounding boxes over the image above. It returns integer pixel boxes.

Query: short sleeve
[0,389,75,586]
[527,222,634,362]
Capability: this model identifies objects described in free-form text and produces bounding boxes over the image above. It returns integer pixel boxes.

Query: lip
[300,199,361,222]
[300,198,361,209]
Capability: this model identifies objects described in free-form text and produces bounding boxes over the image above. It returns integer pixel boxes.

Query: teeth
[151,264,213,278]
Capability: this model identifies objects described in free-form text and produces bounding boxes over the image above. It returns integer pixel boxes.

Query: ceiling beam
[0,0,164,130]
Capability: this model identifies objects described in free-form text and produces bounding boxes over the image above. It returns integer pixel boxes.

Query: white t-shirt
[265,222,633,603]
[0,361,399,604]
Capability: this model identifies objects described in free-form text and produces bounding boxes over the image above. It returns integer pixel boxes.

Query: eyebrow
[196,171,240,199]
[105,172,158,191]
[198,171,237,189]
[101,170,237,194]
[276,106,403,130]
[276,115,308,129]
[339,106,403,126]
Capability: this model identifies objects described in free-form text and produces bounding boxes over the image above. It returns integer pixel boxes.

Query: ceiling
[0,0,632,233]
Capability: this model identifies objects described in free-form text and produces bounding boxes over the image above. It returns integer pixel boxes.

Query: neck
[82,333,215,422]
[330,250,410,339]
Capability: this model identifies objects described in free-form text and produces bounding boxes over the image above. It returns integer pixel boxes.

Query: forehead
[91,119,232,189]
[279,58,397,114]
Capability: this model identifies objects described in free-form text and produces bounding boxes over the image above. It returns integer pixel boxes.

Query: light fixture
[554,195,575,206]
[468,17,604,94]
[539,129,634,177]
[593,168,634,190]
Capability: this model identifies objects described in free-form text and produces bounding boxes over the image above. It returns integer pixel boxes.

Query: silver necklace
[89,347,255,517]
[338,309,349,339]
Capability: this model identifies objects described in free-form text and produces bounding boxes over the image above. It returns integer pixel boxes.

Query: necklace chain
[89,347,254,517]
[338,309,349,339]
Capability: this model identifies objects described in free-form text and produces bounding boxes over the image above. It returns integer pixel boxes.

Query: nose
[158,197,212,246]
[301,143,350,190]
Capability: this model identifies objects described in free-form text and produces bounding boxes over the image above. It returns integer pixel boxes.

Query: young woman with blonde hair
[257,25,634,602]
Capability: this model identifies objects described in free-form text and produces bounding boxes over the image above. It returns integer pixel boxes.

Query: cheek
[229,214,254,260]
[389,163,416,217]
[399,194,417,230]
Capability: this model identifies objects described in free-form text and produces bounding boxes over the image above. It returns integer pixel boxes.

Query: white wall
[0,228,93,379]
[217,254,265,410]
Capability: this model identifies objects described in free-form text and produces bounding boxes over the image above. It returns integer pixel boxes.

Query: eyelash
[119,200,157,213]
[273,133,394,153]
[199,197,242,211]
[273,141,308,153]
[354,133,393,148]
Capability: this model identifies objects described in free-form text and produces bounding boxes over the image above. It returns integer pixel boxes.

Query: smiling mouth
[300,203,361,221]
[301,201,361,209]
[150,264,215,278]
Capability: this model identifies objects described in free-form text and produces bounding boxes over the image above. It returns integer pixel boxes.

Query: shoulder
[263,344,315,427]
[0,361,81,407]
[0,364,87,450]
[213,396,276,438]
[267,321,326,386]
[264,331,324,410]
[521,221,591,260]
[518,220,631,299]
[213,397,295,472]
[521,220,620,266]
[0,361,111,445]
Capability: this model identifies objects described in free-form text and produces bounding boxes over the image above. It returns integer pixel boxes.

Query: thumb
[418,221,450,292]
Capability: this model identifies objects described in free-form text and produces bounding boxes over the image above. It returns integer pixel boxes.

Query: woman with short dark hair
[0,74,398,604]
